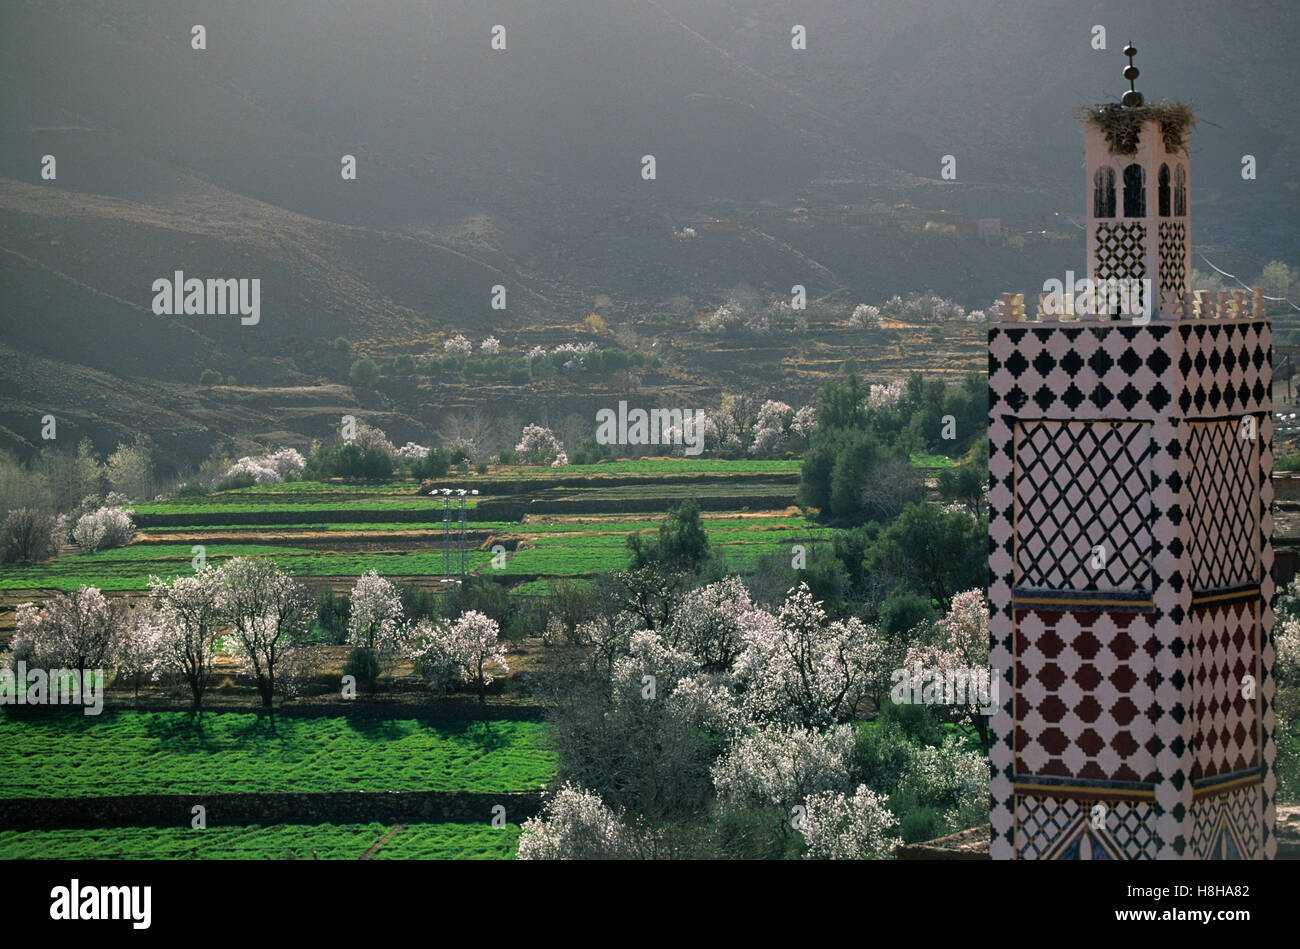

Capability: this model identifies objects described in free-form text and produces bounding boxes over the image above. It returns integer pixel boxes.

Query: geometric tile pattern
[1176,322,1270,416]
[1158,221,1187,298]
[989,315,1276,860]
[1014,421,1151,591]
[1185,421,1259,590]
[1095,222,1147,283]
[1014,609,1158,783]
[1190,784,1262,860]
[989,324,1177,418]
[1016,794,1157,860]
[1191,601,1261,782]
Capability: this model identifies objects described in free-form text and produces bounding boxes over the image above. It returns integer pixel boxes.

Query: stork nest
[1081,100,1196,155]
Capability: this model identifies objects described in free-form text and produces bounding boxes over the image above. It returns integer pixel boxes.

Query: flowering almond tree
[750,400,793,457]
[72,506,135,552]
[902,589,991,749]
[799,785,901,860]
[12,586,127,678]
[221,447,305,485]
[515,423,565,465]
[517,783,637,860]
[411,611,508,702]
[117,605,167,699]
[710,723,856,811]
[444,334,472,358]
[664,576,753,673]
[733,583,885,727]
[149,569,224,708]
[347,570,405,663]
[219,557,314,709]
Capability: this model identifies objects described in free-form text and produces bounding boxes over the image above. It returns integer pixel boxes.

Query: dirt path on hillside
[361,823,406,860]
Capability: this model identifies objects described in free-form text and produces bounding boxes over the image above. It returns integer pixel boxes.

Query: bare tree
[858,457,924,523]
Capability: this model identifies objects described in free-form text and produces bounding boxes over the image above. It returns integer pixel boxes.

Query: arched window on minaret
[1123,162,1146,217]
[1158,163,1171,216]
[1094,166,1116,217]
[1174,164,1187,216]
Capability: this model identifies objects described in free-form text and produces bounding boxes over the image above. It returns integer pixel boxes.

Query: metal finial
[1121,43,1144,107]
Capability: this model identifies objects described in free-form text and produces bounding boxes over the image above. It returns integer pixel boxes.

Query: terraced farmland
[0,459,818,860]
[0,459,820,599]
[0,712,556,798]
[0,822,521,860]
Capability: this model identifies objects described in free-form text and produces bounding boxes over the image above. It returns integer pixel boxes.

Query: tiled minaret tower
[987,47,1277,859]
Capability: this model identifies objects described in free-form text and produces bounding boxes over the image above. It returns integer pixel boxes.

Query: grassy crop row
[0,822,521,860]
[0,711,556,797]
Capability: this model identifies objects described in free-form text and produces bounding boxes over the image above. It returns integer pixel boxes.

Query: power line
[1196,251,1300,313]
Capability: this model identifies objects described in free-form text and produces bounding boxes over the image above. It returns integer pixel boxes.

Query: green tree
[199,369,223,385]
[350,358,381,386]
[865,502,985,610]
[1259,260,1294,298]
[937,438,989,517]
[106,438,153,500]
[628,499,712,574]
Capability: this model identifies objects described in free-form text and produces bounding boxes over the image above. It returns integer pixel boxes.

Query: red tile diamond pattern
[1191,601,1260,781]
[1014,609,1158,783]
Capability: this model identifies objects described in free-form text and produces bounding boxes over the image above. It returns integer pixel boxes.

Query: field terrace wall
[0,790,543,831]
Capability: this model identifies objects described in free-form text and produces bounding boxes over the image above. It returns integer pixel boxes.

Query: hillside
[0,0,1296,465]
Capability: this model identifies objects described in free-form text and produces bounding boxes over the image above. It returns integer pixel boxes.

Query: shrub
[875,701,945,747]
[302,443,394,481]
[406,447,450,480]
[342,647,381,694]
[72,507,135,552]
[1,509,56,564]
[895,806,946,844]
[215,471,257,492]
[315,590,351,645]
[334,337,352,353]
[199,369,223,385]
[174,481,209,498]
[393,354,415,375]
[349,358,381,386]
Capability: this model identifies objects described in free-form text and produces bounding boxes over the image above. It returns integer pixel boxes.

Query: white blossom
[516,424,565,465]
[72,506,135,552]
[12,586,127,673]
[347,570,405,656]
[799,785,901,859]
[517,784,636,860]
[410,610,507,700]
[444,334,473,358]
[711,722,857,809]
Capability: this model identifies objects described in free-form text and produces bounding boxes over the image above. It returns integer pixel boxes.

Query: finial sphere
[1123,65,1140,81]
[1121,89,1145,107]
[1124,43,1137,57]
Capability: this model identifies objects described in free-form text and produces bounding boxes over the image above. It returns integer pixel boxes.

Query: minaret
[987,49,1277,860]
[1082,44,1193,323]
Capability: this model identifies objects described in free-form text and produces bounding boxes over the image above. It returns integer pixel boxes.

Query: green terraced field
[131,498,464,515]
[1,545,498,591]
[0,712,555,797]
[0,544,312,590]
[0,822,520,860]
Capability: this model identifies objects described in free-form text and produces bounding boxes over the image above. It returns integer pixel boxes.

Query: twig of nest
[1080,100,1196,155]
